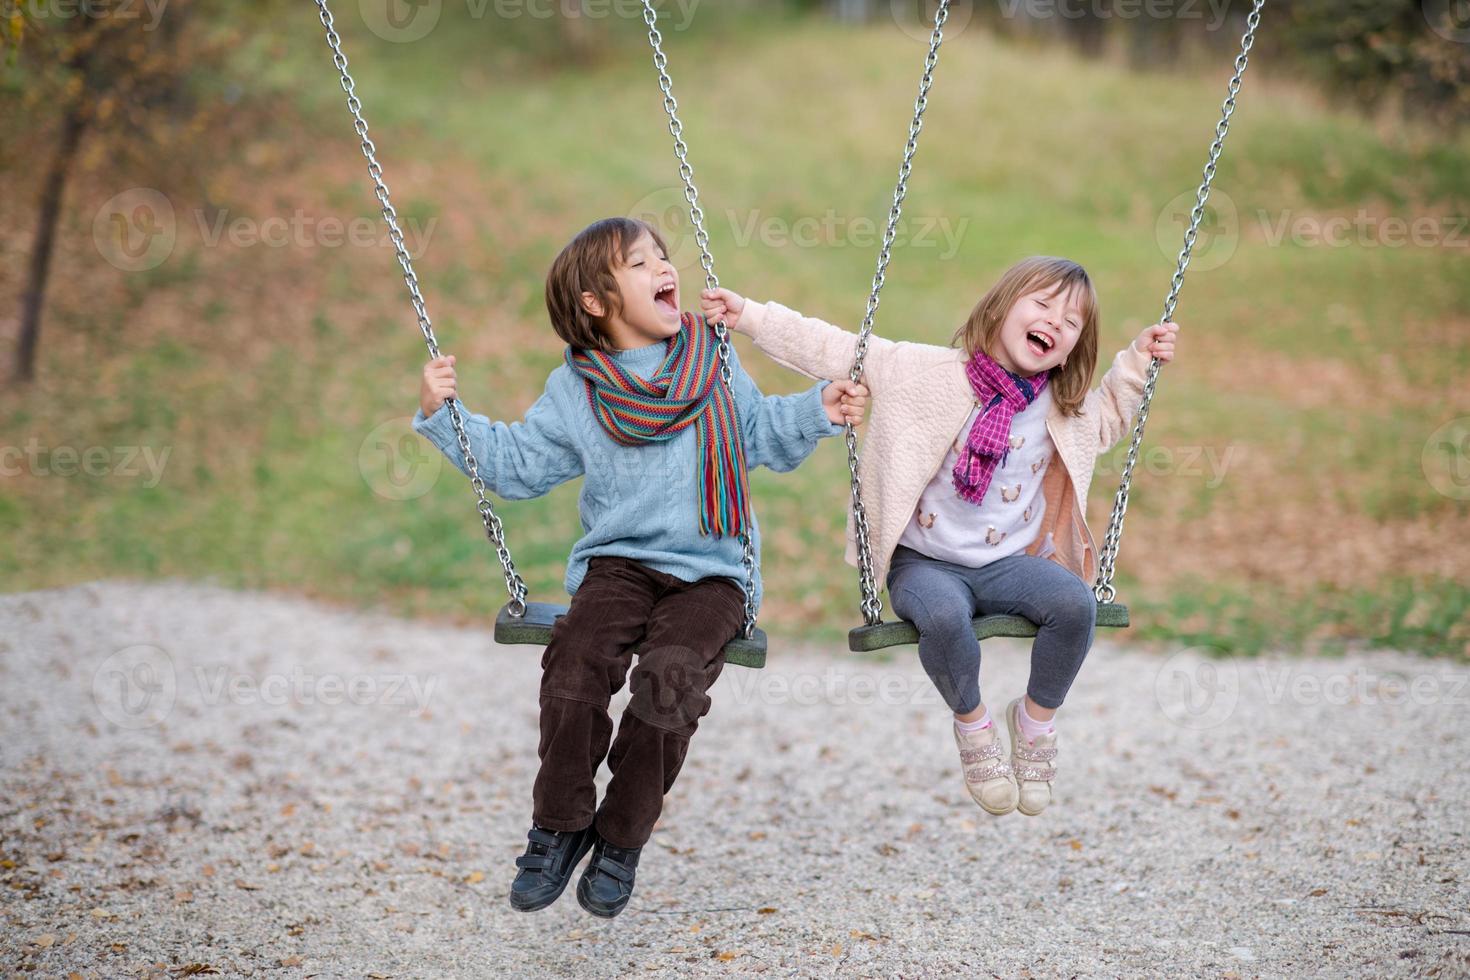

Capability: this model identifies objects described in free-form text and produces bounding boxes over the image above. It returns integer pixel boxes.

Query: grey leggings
[886,544,1097,715]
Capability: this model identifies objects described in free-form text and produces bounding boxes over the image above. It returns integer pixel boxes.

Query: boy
[414,217,867,916]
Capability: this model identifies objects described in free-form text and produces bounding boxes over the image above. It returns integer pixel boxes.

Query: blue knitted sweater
[413,338,839,611]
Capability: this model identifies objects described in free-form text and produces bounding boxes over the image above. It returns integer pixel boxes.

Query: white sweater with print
[897,385,1055,567]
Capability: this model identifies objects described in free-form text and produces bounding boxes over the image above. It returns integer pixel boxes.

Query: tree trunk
[15,85,88,384]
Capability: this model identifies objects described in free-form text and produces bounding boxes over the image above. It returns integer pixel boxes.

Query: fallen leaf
[1309,888,1327,897]
[34,934,56,949]
[1068,839,1083,851]
[757,907,777,915]
[234,879,261,891]
[715,951,738,962]
[465,871,485,884]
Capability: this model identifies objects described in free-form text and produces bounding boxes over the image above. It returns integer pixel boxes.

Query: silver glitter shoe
[1005,697,1058,816]
[953,718,1018,816]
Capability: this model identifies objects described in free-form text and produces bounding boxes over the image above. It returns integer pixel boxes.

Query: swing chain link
[848,1,950,627]
[1092,0,1264,604]
[641,1,758,639]
[314,0,528,616]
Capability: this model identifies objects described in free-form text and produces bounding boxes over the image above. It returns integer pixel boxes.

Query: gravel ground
[2,581,1467,979]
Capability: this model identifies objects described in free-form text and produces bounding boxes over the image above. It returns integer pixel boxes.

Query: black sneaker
[575,832,642,918]
[508,824,596,912]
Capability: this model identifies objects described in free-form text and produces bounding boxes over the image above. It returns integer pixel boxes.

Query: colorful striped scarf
[953,351,1049,506]
[566,313,749,537]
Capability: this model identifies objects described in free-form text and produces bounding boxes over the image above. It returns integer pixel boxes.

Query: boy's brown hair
[951,256,1100,417]
[545,217,669,352]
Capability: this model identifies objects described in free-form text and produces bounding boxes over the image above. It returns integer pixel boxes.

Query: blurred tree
[6,0,242,383]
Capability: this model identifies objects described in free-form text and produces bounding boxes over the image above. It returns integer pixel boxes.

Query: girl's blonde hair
[951,256,1100,417]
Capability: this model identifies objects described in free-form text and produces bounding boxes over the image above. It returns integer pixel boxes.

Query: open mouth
[654,281,677,315]
[1026,330,1055,358]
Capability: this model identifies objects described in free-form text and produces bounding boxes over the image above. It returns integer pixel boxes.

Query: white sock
[955,708,993,732]
[1017,699,1055,744]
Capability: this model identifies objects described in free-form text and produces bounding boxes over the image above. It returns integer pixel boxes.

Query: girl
[415,217,867,916]
[701,257,1177,817]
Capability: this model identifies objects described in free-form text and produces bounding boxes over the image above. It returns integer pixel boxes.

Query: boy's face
[992,283,1085,378]
[588,230,682,349]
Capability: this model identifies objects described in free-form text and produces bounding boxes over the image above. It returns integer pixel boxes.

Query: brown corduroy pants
[531,556,745,848]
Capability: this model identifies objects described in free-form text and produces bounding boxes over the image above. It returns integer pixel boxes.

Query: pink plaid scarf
[952,351,1050,505]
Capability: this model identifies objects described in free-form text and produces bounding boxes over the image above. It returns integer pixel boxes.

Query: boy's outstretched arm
[413,355,583,499]
[728,345,867,474]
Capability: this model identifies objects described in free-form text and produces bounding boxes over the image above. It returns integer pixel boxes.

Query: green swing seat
[495,601,768,669]
[847,602,1130,653]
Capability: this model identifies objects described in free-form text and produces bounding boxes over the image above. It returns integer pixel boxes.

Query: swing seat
[495,602,768,669]
[847,602,1129,653]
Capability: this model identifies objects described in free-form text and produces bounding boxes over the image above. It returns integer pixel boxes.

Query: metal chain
[640,0,758,638]
[848,1,951,627]
[1092,0,1265,604]
[313,0,528,616]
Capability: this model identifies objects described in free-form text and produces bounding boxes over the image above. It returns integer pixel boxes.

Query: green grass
[4,10,1468,658]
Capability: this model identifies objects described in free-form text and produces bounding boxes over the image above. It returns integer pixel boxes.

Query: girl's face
[991,284,1085,378]
[595,230,683,349]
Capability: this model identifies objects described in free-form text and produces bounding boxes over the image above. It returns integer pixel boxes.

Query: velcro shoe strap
[515,853,554,871]
[1014,743,1058,762]
[959,742,1001,764]
[590,855,636,883]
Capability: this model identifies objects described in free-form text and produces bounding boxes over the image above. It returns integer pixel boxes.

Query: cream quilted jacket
[738,300,1155,592]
